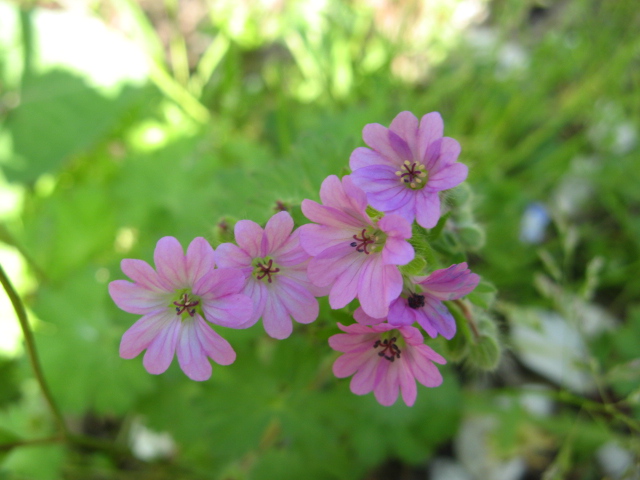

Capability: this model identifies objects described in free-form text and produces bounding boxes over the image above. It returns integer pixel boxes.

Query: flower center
[373,336,402,362]
[350,229,376,254]
[407,292,425,309]
[395,160,427,189]
[254,258,280,283]
[173,292,199,317]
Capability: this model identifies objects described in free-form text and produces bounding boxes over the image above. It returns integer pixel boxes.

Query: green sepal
[458,223,485,250]
[467,333,501,371]
[447,183,471,208]
[399,255,427,277]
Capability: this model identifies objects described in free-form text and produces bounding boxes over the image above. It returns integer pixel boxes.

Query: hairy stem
[0,263,69,437]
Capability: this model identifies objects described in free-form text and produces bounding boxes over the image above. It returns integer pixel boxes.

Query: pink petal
[154,237,188,290]
[373,360,400,406]
[176,318,212,381]
[426,162,467,192]
[429,137,461,173]
[194,268,247,299]
[272,229,308,265]
[387,298,417,327]
[119,310,174,359]
[418,112,444,165]
[109,280,169,314]
[415,193,441,229]
[350,164,402,193]
[387,129,413,163]
[242,279,267,326]
[264,211,294,253]
[121,259,169,292]
[298,223,354,256]
[234,220,264,258]
[301,201,366,230]
[363,123,399,164]
[142,318,181,374]
[327,253,368,309]
[353,306,386,325]
[333,351,369,378]
[406,345,444,387]
[276,276,319,324]
[329,331,377,353]
[350,352,380,395]
[202,293,253,328]
[195,316,236,365]
[398,361,418,406]
[307,243,364,287]
[318,175,367,216]
[419,296,457,339]
[419,263,479,299]
[389,111,419,159]
[357,259,402,319]
[350,147,394,170]
[186,237,215,285]
[262,290,292,339]
[214,242,252,269]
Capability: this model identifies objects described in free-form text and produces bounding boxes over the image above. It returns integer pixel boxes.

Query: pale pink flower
[349,111,467,229]
[354,263,480,339]
[215,211,324,339]
[299,175,414,319]
[109,237,252,381]
[329,322,446,406]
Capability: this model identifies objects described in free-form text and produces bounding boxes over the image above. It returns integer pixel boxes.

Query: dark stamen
[407,292,425,309]
[256,259,280,283]
[351,229,375,254]
[373,336,401,362]
[173,293,199,317]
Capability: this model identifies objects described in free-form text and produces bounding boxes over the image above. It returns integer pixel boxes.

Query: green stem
[0,264,69,437]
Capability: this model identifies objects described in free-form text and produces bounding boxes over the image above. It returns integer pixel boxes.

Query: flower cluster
[110,111,480,405]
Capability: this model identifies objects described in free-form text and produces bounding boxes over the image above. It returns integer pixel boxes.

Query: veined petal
[415,193,441,229]
[121,259,169,292]
[418,112,444,165]
[378,213,412,240]
[420,296,457,339]
[119,310,174,359]
[214,243,252,269]
[154,237,188,290]
[234,220,264,258]
[350,351,380,395]
[298,223,354,256]
[398,360,418,406]
[363,123,399,163]
[176,317,212,381]
[357,256,398,318]
[353,306,386,326]
[142,318,181,374]
[387,298,416,326]
[194,268,247,299]
[301,201,366,230]
[350,147,395,170]
[406,345,444,387]
[195,316,236,365]
[329,330,377,352]
[387,129,413,163]
[262,291,292,339]
[186,237,216,285]
[333,351,369,378]
[276,276,319,324]
[373,360,400,406]
[202,293,253,328]
[389,111,419,159]
[307,243,364,288]
[429,137,461,173]
[264,211,294,253]
[426,162,467,192]
[109,280,169,314]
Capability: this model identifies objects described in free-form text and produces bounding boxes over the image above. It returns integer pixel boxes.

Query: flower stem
[453,299,480,339]
[0,263,69,437]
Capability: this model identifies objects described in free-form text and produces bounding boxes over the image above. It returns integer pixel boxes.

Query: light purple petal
[333,351,370,378]
[109,280,169,314]
[119,310,174,359]
[272,229,308,265]
[362,123,400,164]
[428,137,461,173]
[154,237,188,290]
[121,259,169,292]
[419,296,457,339]
[195,316,236,365]
[406,345,445,387]
[298,223,354,256]
[418,112,444,166]
[243,279,267,326]
[350,147,395,170]
[186,237,215,285]
[234,220,264,258]
[357,257,402,319]
[419,263,480,300]
[398,361,418,406]
[415,193,441,229]
[202,293,253,328]
[176,318,212,381]
[264,211,294,253]
[142,318,181,374]
[350,164,400,193]
[307,243,364,288]
[194,268,247,299]
[353,306,386,325]
[386,298,416,327]
[329,330,377,353]
[262,290,292,339]
[373,361,400,406]
[350,352,380,395]
[301,200,366,230]
[389,111,419,159]
[426,162,467,192]
[214,242,252,269]
[276,276,319,324]
[328,253,367,309]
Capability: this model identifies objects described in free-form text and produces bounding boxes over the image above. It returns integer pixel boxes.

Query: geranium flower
[215,211,324,339]
[329,322,446,406]
[349,111,467,228]
[109,237,252,381]
[354,263,480,339]
[299,175,414,319]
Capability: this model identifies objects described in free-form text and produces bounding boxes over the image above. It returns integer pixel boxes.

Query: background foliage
[0,0,639,478]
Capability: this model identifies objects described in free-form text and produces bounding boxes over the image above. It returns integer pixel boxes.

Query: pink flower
[109,237,253,381]
[215,211,324,339]
[299,175,414,319]
[354,263,480,339]
[329,322,446,406]
[349,111,467,229]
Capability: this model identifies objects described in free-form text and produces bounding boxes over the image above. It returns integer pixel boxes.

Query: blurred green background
[0,0,639,478]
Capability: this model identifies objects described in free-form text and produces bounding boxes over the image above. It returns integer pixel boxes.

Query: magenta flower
[354,263,480,339]
[109,237,253,381]
[299,175,414,319]
[349,111,467,229]
[329,322,446,406]
[215,211,324,340]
